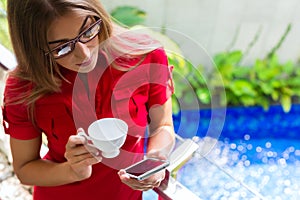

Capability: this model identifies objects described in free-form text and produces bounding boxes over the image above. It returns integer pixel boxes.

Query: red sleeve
[147,48,174,108]
[2,76,41,140]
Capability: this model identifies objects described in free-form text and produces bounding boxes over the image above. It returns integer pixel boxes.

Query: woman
[2,0,175,199]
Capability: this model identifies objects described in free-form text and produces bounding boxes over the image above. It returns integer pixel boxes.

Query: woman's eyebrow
[48,16,90,44]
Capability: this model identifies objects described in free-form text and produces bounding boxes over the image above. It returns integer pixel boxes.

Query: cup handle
[77,130,94,146]
[77,130,101,157]
[77,130,88,141]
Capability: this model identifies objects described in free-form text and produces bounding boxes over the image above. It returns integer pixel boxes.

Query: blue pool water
[145,104,300,199]
[177,137,300,199]
[173,104,300,140]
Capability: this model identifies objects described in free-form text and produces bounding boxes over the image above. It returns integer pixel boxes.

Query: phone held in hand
[124,157,170,181]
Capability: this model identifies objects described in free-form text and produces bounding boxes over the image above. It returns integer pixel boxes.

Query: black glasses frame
[45,18,102,59]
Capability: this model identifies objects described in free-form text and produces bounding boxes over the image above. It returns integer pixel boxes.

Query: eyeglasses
[45,18,102,59]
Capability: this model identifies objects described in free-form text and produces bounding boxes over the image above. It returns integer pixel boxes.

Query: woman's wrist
[60,162,83,183]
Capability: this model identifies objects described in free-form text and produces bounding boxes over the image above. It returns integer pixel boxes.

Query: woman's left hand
[118,168,165,191]
[118,150,167,191]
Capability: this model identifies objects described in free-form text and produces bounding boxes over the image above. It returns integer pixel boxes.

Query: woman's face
[47,12,100,73]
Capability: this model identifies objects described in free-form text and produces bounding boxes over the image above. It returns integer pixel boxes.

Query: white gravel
[0,150,32,200]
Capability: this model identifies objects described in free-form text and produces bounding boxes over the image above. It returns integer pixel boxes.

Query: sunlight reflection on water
[177,136,300,200]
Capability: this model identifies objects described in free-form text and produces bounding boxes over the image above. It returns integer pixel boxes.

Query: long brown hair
[6,0,162,123]
[6,0,112,103]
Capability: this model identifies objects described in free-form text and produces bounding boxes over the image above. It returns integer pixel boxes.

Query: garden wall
[101,0,300,66]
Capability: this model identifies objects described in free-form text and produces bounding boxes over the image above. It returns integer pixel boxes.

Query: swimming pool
[177,137,300,200]
[145,104,300,199]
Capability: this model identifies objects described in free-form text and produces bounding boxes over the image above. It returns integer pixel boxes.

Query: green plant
[0,0,11,50]
[110,6,146,27]
[110,6,300,113]
[210,24,300,112]
[167,53,211,113]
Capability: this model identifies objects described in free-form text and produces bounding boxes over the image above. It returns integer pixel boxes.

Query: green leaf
[232,66,251,78]
[0,0,6,18]
[111,6,146,27]
[260,82,274,95]
[254,59,266,71]
[196,88,211,104]
[271,90,279,101]
[256,96,270,111]
[282,60,294,75]
[172,96,180,114]
[213,52,227,67]
[239,95,256,106]
[270,80,281,88]
[268,54,279,68]
[281,87,293,96]
[281,94,291,113]
[213,51,243,66]
[296,68,300,76]
[218,64,234,80]
[226,50,243,65]
[229,80,256,97]
[257,67,280,81]
[0,7,11,50]
[287,77,300,87]
[168,53,186,72]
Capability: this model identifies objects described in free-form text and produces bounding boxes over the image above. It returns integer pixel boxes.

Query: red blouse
[2,48,174,200]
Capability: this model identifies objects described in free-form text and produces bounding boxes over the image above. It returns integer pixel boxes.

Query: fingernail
[77,128,84,133]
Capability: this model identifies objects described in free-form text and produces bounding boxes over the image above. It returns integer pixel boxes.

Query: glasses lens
[47,18,102,59]
[79,23,101,43]
[53,43,73,58]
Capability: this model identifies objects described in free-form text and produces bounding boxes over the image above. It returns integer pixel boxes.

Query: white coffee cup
[78,118,128,158]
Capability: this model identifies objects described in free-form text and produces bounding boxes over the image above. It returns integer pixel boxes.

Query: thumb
[77,127,85,134]
[118,169,130,179]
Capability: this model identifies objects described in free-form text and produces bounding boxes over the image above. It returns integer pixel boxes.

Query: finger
[66,144,88,155]
[82,155,102,165]
[118,170,144,189]
[77,128,84,134]
[65,145,101,161]
[76,128,102,157]
[139,172,165,185]
[66,135,86,150]
[67,152,98,164]
[153,179,162,187]
[84,144,101,157]
[118,170,131,182]
[118,171,156,191]
[131,184,155,191]
[140,179,162,186]
[138,179,162,190]
[118,169,158,191]
[73,154,102,167]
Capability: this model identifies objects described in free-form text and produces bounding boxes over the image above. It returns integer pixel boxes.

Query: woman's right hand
[64,128,102,181]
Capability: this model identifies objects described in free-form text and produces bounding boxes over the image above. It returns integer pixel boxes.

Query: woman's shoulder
[5,74,31,89]
[149,47,167,58]
[4,74,33,99]
[146,47,168,66]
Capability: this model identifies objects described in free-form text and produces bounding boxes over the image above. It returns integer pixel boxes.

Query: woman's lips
[77,58,92,67]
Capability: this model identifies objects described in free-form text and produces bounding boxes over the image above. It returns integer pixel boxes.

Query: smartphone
[124,157,170,181]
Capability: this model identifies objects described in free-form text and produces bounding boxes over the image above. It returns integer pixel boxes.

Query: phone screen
[125,158,167,176]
